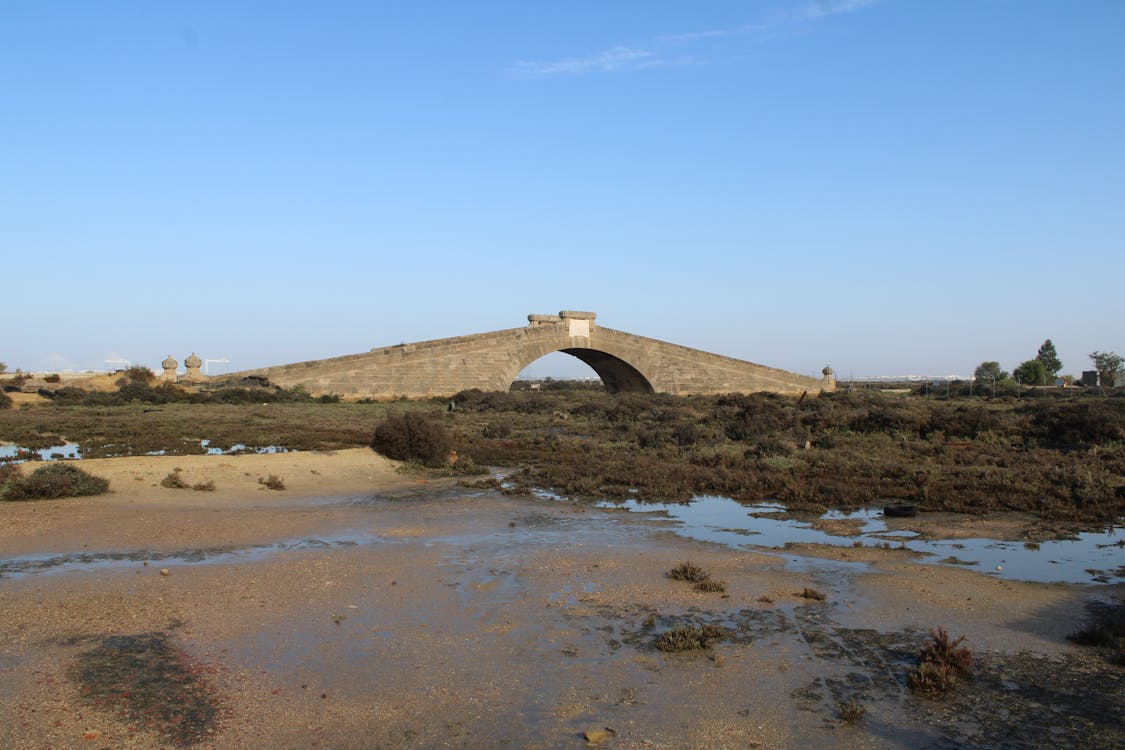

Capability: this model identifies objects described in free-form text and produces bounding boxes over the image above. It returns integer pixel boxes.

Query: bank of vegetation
[1,377,1123,523]
[450,386,1124,523]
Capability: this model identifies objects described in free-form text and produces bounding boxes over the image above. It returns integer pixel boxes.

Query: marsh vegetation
[2,380,1123,523]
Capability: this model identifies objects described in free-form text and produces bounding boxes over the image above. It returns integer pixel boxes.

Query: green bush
[371,413,454,466]
[1013,359,1048,386]
[2,463,110,500]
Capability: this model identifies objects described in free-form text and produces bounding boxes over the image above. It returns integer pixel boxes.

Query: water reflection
[598,495,1124,585]
[0,442,82,461]
[0,440,292,461]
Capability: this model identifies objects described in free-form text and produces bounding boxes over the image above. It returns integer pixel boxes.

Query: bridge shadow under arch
[515,348,655,395]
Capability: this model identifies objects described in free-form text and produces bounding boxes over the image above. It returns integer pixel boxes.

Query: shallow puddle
[597,495,1125,585]
[0,534,374,579]
[0,442,82,461]
[0,439,292,462]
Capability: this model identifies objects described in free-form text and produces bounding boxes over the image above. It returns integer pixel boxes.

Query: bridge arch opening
[513,349,655,395]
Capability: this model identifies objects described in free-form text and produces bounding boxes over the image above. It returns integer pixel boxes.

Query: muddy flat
[1,450,1122,748]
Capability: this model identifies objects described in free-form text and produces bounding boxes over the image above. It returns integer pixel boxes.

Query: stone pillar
[161,355,178,382]
[821,366,836,392]
[183,352,204,382]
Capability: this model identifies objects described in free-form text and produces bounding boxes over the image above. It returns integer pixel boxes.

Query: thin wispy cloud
[513,0,881,77]
[657,24,764,45]
[798,0,880,22]
[514,46,659,76]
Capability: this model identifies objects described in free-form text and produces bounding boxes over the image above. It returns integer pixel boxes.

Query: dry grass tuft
[258,474,285,491]
[654,623,727,652]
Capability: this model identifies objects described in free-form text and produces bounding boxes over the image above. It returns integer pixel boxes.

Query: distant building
[1081,370,1125,387]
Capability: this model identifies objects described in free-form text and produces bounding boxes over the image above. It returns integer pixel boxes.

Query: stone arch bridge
[230,311,834,399]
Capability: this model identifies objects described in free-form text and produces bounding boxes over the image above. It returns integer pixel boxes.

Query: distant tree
[1089,351,1124,374]
[1036,339,1062,377]
[973,361,1008,382]
[1013,359,1048,386]
[0,361,6,374]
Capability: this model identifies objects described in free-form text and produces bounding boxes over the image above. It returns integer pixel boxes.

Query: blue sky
[2,1,1122,380]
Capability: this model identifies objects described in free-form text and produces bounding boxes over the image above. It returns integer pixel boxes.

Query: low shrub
[258,474,285,490]
[192,480,216,491]
[370,413,454,467]
[839,698,866,724]
[717,392,793,440]
[797,587,827,601]
[668,562,710,583]
[655,623,727,652]
[694,578,727,593]
[2,463,110,500]
[449,455,488,475]
[1027,400,1125,447]
[0,390,11,409]
[481,421,513,439]
[908,627,973,695]
[0,463,20,491]
[667,562,726,593]
[160,470,190,489]
[123,366,156,383]
[744,437,794,459]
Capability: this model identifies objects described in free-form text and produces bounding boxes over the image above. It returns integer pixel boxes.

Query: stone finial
[161,355,178,382]
[821,366,836,391]
[183,352,204,382]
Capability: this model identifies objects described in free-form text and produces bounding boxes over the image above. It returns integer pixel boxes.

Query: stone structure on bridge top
[228,311,835,400]
[528,310,597,338]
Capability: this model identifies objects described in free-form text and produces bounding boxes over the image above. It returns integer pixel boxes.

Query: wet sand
[1,451,1122,748]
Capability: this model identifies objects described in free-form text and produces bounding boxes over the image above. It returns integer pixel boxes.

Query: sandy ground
[0,449,426,556]
[1,451,1122,749]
